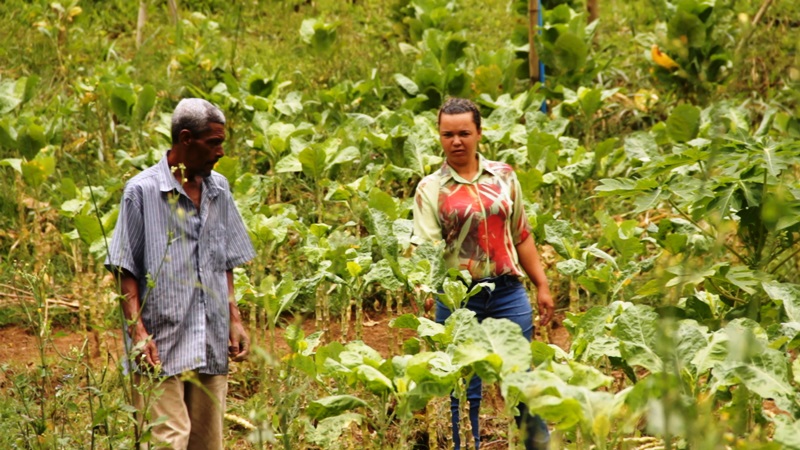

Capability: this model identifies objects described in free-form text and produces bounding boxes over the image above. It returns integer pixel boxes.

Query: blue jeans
[436,275,550,450]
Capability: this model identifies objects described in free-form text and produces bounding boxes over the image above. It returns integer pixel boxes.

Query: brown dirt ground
[0,307,570,390]
[0,308,569,365]
[0,309,570,449]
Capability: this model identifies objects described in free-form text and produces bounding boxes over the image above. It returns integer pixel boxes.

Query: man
[105,98,255,450]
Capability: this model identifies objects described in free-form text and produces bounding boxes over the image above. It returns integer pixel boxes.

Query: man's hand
[537,286,555,327]
[229,321,250,362]
[131,323,161,369]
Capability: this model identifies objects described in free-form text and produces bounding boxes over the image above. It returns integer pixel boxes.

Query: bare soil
[0,308,570,367]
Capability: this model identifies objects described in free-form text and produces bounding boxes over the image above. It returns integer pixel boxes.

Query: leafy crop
[1,0,799,448]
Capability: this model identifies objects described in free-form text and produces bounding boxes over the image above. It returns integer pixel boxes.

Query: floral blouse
[413,154,532,281]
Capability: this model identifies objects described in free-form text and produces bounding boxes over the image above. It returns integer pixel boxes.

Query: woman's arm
[412,177,442,243]
[516,235,554,326]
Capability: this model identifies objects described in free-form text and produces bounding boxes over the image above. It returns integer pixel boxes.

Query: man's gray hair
[171,98,226,144]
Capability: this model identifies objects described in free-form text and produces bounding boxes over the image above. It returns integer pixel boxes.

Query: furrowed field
[1,0,800,448]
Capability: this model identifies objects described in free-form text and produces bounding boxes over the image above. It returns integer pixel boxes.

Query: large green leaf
[440,278,469,311]
[674,320,709,370]
[582,336,621,362]
[567,361,613,390]
[214,156,238,184]
[367,189,398,221]
[18,122,47,160]
[110,84,136,120]
[444,308,480,348]
[308,413,363,447]
[417,317,446,340]
[299,145,328,180]
[714,345,796,414]
[339,341,384,369]
[0,77,26,114]
[275,91,304,117]
[318,138,349,168]
[614,305,662,373]
[481,318,533,374]
[624,130,660,163]
[307,395,368,421]
[763,281,800,322]
[557,259,586,277]
[135,84,157,123]
[552,32,587,71]
[544,220,577,259]
[1,158,23,174]
[403,117,440,175]
[472,64,504,99]
[299,18,338,53]
[502,371,583,429]
[393,73,419,96]
[666,104,701,143]
[267,276,299,326]
[728,349,794,401]
[364,209,401,280]
[21,155,55,188]
[405,351,459,384]
[668,9,706,48]
[773,416,800,450]
[354,365,394,393]
[363,259,403,290]
[74,213,103,246]
[0,118,17,148]
[390,313,420,331]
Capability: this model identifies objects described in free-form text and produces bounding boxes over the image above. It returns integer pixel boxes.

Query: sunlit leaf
[667,104,701,143]
[307,395,368,421]
[615,305,662,373]
[135,84,157,123]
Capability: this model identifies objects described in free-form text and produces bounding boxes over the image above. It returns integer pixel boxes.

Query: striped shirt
[413,154,531,282]
[105,153,255,376]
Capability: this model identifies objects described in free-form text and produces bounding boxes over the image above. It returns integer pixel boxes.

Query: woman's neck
[449,155,479,181]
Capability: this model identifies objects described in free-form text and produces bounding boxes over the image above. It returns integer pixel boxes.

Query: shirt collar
[438,153,500,184]
[156,152,222,198]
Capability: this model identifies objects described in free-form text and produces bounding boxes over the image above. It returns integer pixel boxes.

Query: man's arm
[118,270,160,367]
[227,270,250,361]
[516,235,554,327]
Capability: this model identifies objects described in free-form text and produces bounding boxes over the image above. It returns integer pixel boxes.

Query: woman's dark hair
[438,97,481,131]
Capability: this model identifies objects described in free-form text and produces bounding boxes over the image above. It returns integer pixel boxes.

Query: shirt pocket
[210,226,227,272]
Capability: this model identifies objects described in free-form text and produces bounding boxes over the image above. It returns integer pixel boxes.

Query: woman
[413,98,554,450]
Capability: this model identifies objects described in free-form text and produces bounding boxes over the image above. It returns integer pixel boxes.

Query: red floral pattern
[413,156,531,281]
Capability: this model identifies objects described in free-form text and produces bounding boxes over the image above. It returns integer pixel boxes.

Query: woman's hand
[536,286,555,327]
[516,235,555,327]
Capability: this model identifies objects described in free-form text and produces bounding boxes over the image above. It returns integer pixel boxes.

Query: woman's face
[439,112,481,168]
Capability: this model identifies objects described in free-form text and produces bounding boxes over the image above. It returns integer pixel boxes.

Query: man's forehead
[197,122,226,138]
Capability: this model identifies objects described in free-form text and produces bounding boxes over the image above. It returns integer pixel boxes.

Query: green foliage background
[1,0,800,448]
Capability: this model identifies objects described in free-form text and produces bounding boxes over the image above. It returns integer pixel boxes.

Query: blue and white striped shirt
[105,153,255,376]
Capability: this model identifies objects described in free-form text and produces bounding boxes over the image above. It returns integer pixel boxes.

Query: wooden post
[167,0,179,24]
[587,0,599,24]
[528,0,541,83]
[136,0,147,49]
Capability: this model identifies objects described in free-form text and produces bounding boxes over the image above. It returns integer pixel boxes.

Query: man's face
[183,122,225,178]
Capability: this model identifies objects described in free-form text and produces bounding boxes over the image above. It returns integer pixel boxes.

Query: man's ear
[179,129,193,146]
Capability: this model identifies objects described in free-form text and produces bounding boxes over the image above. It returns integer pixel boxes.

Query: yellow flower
[68,6,83,20]
[651,44,680,71]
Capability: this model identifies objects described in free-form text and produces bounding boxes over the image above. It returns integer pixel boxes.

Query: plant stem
[769,244,800,274]
[734,0,776,55]
[668,199,748,263]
